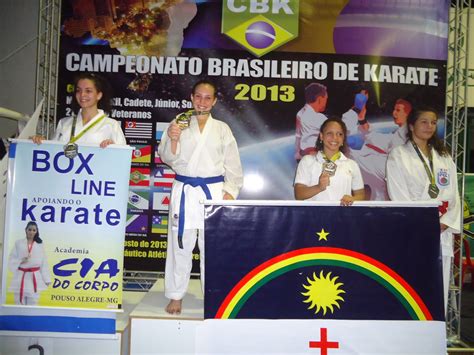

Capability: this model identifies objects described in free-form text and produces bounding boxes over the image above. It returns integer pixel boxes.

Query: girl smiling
[294,117,365,206]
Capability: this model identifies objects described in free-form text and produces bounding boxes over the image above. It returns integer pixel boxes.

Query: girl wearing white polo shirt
[294,117,365,206]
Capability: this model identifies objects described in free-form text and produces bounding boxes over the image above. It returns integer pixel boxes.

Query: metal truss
[123,271,162,291]
[445,0,471,347]
[122,271,203,291]
[35,0,61,139]
[34,0,164,294]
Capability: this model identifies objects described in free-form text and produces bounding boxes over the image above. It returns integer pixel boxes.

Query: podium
[1,199,447,354]
[118,201,447,354]
[199,200,446,354]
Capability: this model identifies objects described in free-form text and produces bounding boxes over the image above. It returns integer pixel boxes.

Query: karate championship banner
[57,0,449,272]
[204,202,444,321]
[1,140,132,310]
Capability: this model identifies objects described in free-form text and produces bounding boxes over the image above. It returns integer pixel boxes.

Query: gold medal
[64,142,78,159]
[176,110,193,129]
[428,183,439,198]
[176,110,211,129]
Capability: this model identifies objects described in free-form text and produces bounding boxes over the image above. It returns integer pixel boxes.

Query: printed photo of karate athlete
[8,221,51,305]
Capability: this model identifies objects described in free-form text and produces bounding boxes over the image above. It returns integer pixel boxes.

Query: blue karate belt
[175,174,225,249]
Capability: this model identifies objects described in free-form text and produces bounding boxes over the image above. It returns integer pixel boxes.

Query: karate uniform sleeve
[53,118,66,142]
[440,158,461,233]
[342,109,359,136]
[387,125,407,153]
[307,113,324,132]
[222,126,243,198]
[110,118,127,145]
[157,121,179,166]
[39,245,52,284]
[8,241,21,273]
[386,147,412,201]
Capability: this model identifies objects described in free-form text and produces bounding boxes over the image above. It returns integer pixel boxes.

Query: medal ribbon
[411,141,437,189]
[27,241,34,256]
[322,151,341,163]
[68,114,106,144]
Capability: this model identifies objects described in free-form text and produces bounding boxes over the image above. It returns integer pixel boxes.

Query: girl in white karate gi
[32,72,126,147]
[386,106,461,312]
[158,80,243,315]
[8,221,51,305]
[294,116,365,206]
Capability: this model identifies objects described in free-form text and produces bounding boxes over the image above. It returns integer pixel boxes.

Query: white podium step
[126,278,204,355]
[129,278,203,319]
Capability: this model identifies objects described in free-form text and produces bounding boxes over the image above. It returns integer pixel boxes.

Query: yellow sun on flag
[301,271,345,315]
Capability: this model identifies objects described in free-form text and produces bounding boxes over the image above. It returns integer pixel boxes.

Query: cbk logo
[222,0,299,57]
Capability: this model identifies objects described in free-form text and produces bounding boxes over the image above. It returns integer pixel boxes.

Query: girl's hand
[99,139,114,148]
[168,122,182,142]
[340,195,355,206]
[31,135,45,145]
[223,192,234,200]
[318,171,330,191]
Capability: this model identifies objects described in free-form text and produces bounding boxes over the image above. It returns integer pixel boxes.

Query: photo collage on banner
[57,0,449,273]
[125,117,174,272]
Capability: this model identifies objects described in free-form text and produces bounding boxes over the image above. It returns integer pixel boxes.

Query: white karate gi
[386,143,461,311]
[8,239,51,305]
[347,123,408,201]
[342,108,359,137]
[158,114,243,300]
[53,109,126,145]
[294,151,364,201]
[296,104,328,156]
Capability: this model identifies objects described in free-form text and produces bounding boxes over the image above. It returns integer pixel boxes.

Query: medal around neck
[64,142,78,159]
[428,183,440,198]
[193,110,210,116]
[322,161,337,177]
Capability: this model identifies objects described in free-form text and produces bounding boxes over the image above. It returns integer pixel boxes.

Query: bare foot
[165,299,182,315]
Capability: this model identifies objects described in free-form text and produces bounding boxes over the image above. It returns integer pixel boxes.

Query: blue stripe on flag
[0,315,115,334]
[9,142,17,158]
